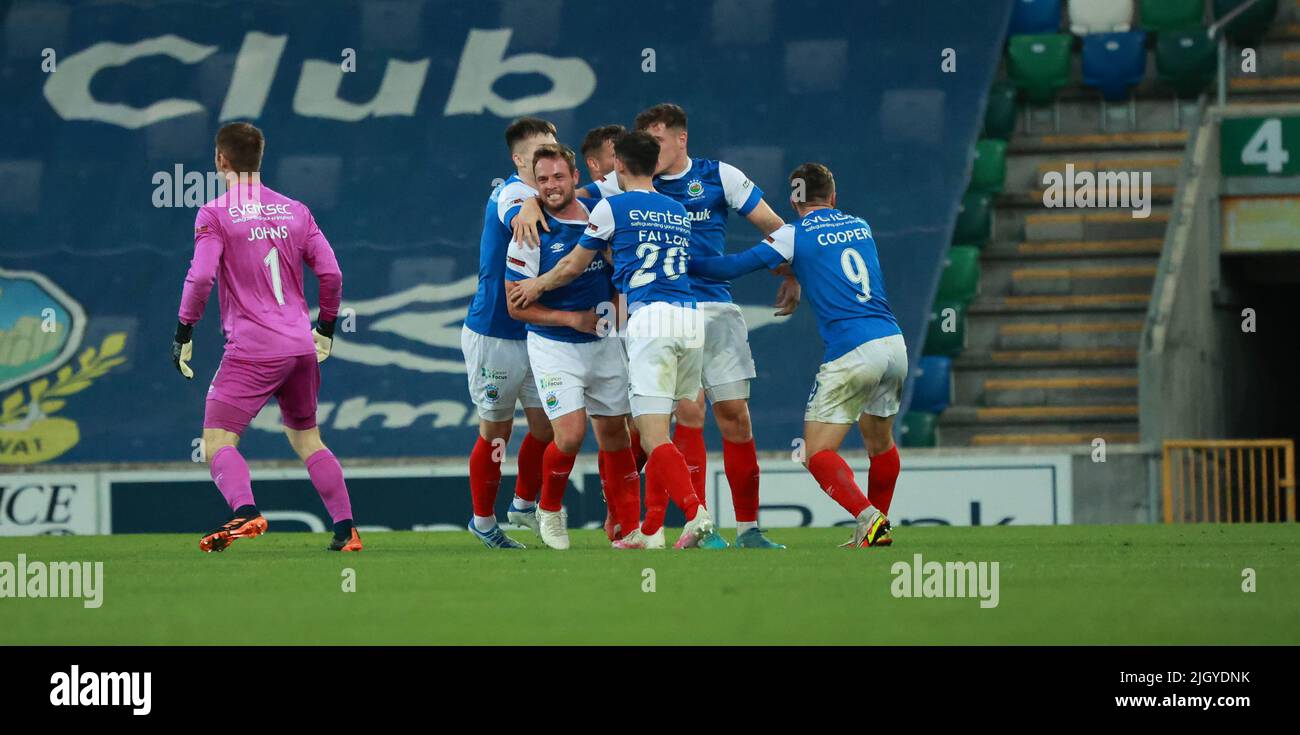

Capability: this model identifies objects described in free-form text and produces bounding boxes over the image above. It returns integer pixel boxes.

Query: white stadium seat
[1069,0,1133,35]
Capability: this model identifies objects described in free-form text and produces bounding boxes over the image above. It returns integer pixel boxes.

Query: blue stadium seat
[910,356,953,414]
[1082,30,1148,101]
[1009,0,1063,35]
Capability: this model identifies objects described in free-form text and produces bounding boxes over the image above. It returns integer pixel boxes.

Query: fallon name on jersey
[584,158,763,303]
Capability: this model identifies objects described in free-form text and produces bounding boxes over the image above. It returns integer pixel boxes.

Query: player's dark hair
[504,117,557,152]
[580,124,626,157]
[790,162,836,204]
[614,131,661,177]
[634,103,688,132]
[532,143,578,175]
[215,122,265,173]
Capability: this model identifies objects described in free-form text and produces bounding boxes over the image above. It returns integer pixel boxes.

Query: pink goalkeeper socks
[305,448,353,523]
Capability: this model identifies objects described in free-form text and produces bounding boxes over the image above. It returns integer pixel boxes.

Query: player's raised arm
[172,208,224,379]
[719,160,798,314]
[689,224,794,282]
[302,210,342,362]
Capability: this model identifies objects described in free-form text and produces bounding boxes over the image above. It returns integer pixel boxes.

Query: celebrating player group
[169,104,907,553]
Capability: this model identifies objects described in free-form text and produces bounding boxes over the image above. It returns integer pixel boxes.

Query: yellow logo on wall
[0,269,127,465]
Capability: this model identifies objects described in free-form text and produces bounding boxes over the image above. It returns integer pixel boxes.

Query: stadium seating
[899,410,939,447]
[924,300,968,357]
[1156,29,1218,96]
[969,139,1008,194]
[1008,33,1074,104]
[935,246,982,305]
[1140,0,1205,31]
[983,81,1019,140]
[1082,30,1149,101]
[952,191,993,248]
[1009,0,1063,35]
[911,356,954,414]
[1069,0,1134,35]
[1212,0,1278,45]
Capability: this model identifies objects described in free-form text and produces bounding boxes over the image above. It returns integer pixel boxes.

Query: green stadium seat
[1213,0,1278,45]
[924,300,967,357]
[1007,33,1074,105]
[969,139,1007,194]
[1140,0,1204,31]
[1156,29,1217,97]
[982,81,1018,140]
[935,246,982,305]
[899,411,938,448]
[952,191,992,248]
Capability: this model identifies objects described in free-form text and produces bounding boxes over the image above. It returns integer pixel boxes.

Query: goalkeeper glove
[313,318,335,363]
[172,322,194,379]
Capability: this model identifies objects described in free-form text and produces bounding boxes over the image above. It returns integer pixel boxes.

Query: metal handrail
[1210,0,1270,106]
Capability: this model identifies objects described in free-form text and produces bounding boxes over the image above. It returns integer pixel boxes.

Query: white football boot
[537,507,570,550]
[674,507,715,549]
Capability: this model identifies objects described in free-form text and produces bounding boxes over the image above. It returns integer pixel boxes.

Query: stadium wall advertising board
[0,0,1013,464]
[0,472,102,536]
[0,453,1069,535]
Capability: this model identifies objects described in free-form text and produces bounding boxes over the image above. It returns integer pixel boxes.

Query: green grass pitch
[2,524,1297,645]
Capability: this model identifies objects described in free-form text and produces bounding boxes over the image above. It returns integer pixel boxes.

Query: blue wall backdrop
[0,0,1011,464]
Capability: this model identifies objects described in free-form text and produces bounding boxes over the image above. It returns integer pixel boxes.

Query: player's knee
[201,430,237,463]
[712,399,752,442]
[479,419,513,443]
[674,397,705,426]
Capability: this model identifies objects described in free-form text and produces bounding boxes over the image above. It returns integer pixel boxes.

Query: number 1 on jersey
[840,248,871,302]
[263,247,286,306]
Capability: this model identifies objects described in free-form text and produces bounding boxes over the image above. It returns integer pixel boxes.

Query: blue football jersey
[583,158,763,302]
[504,199,612,343]
[765,209,901,363]
[463,174,535,340]
[577,190,695,308]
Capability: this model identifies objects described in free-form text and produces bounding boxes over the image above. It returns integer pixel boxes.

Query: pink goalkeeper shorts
[204,353,319,434]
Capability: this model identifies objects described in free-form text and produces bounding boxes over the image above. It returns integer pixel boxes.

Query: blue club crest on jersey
[686,179,705,198]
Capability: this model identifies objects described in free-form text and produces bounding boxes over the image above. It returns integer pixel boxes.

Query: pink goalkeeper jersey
[177,183,341,359]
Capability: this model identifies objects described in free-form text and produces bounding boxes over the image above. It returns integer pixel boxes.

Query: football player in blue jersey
[687,163,903,548]
[509,131,718,550]
[514,104,793,549]
[461,117,561,550]
[502,144,642,550]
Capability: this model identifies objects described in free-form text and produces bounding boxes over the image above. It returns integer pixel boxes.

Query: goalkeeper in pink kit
[171,122,361,553]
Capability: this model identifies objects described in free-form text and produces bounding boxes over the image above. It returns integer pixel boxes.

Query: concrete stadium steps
[980,258,1157,297]
[1011,130,1189,154]
[1019,97,1199,137]
[1001,154,1181,207]
[960,428,1142,447]
[937,411,1140,447]
[995,208,1170,241]
[981,237,1163,260]
[954,368,1139,408]
[967,311,1145,351]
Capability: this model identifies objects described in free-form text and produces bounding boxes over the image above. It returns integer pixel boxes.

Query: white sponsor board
[0,473,102,535]
[709,454,1072,528]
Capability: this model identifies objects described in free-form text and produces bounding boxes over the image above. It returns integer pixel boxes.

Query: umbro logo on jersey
[549,242,566,253]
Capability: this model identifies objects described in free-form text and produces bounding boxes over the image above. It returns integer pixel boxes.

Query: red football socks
[867,445,900,516]
[672,424,707,507]
[807,450,871,518]
[723,438,760,523]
